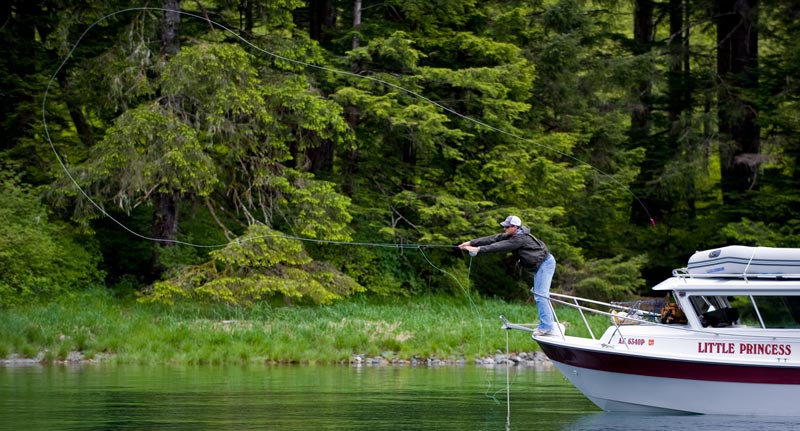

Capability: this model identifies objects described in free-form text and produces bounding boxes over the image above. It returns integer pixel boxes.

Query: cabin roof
[653,274,800,294]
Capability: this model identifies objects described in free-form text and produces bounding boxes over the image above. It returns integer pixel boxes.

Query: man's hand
[459,244,479,255]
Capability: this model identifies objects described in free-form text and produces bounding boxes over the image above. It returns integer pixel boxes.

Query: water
[1,365,800,430]
[569,414,800,430]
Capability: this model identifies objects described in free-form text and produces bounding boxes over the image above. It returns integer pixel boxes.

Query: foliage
[719,219,800,248]
[3,0,800,306]
[141,224,363,306]
[567,254,649,303]
[0,171,103,305]
[89,103,217,205]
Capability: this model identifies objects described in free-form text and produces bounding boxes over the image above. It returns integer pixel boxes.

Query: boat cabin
[653,275,800,330]
[646,246,800,330]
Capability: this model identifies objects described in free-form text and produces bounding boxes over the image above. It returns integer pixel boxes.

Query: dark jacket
[469,225,549,275]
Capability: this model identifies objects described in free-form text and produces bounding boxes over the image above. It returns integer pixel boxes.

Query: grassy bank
[0,289,609,365]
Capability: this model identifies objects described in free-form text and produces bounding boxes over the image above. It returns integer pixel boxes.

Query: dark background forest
[2,0,799,307]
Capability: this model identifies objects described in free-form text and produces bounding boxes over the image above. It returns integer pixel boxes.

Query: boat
[501,246,800,416]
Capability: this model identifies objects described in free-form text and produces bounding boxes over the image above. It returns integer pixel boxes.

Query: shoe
[532,327,552,337]
[532,323,566,337]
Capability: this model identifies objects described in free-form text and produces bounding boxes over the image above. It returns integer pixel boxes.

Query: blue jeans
[530,254,556,330]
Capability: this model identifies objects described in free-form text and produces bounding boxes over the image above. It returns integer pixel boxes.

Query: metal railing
[501,291,800,348]
[501,292,667,348]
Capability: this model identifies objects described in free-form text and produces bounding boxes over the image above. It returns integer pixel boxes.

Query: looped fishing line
[41,6,488,354]
[41,7,651,417]
[43,7,654,253]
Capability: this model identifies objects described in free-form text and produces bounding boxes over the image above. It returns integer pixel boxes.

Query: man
[459,215,560,336]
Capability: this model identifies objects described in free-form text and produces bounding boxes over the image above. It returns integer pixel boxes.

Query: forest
[2,0,799,307]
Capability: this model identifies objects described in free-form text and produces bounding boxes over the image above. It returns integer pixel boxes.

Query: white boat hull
[537,335,800,416]
[552,361,800,416]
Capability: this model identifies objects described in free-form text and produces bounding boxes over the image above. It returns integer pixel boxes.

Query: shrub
[0,173,104,305]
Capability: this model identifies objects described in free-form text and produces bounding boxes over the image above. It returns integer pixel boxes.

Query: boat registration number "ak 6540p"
[617,337,653,346]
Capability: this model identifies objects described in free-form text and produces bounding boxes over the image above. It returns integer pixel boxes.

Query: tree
[61,5,360,301]
[716,0,761,209]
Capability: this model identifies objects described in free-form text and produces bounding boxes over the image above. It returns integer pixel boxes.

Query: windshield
[689,295,800,329]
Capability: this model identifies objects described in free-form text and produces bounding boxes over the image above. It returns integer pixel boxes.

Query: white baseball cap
[500,215,522,227]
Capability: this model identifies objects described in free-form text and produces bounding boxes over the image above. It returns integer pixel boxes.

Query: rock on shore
[347,351,553,368]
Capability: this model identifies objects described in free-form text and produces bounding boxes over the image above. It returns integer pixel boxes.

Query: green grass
[0,288,609,365]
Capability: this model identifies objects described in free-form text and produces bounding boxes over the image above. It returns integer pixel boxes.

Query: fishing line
[41,8,458,251]
[40,4,487,354]
[38,6,540,357]
[43,7,654,253]
[505,329,511,431]
[417,249,485,354]
[41,3,645,355]
[42,8,610,409]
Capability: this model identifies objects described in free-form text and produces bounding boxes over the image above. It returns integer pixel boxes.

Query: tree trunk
[668,0,685,131]
[306,137,334,174]
[630,0,653,134]
[309,0,336,43]
[629,0,655,223]
[352,0,362,50]
[667,0,699,220]
[716,0,760,207]
[57,70,95,148]
[161,0,181,58]
[149,191,180,279]
[152,191,180,243]
[339,0,363,196]
[683,1,697,220]
[301,1,339,175]
[241,0,254,35]
[149,0,182,279]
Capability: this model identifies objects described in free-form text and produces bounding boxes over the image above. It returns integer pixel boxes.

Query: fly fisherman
[459,215,559,336]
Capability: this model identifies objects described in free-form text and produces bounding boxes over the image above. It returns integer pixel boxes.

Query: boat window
[687,295,800,328]
[688,295,727,315]
[687,295,738,327]
[729,296,800,329]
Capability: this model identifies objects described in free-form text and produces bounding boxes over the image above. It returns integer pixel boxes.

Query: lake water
[2,364,800,430]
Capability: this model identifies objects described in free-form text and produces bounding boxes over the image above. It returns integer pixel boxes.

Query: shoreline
[1,350,554,368]
[1,292,598,367]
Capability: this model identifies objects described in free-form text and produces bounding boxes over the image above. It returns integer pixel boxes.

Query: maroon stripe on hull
[537,340,800,384]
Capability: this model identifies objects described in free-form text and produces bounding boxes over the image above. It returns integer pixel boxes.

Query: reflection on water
[567,412,800,431]
[1,365,799,430]
[0,365,593,431]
